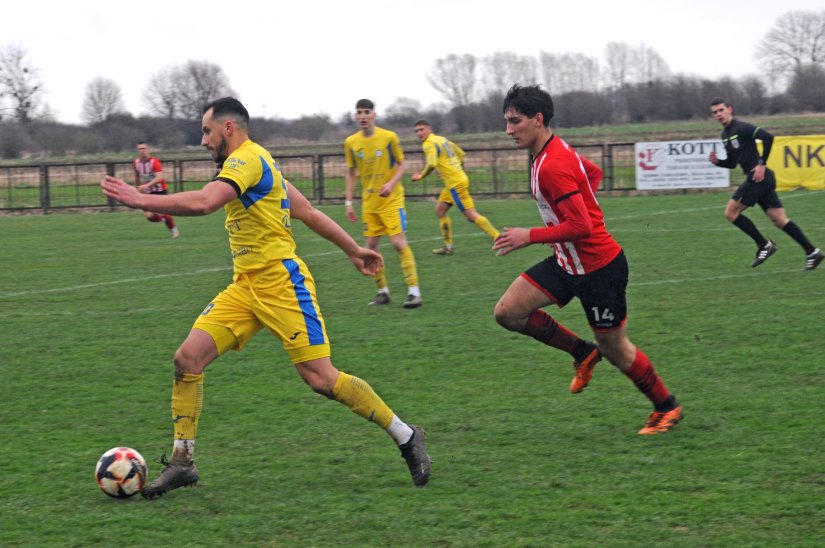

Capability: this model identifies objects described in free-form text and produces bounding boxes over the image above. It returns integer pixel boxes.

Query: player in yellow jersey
[101,97,431,497]
[344,99,422,308]
[411,120,500,255]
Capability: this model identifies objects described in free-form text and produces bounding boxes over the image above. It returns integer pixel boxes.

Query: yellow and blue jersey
[420,133,468,187]
[344,127,405,212]
[216,139,295,273]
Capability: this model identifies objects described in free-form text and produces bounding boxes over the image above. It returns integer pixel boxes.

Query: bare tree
[427,54,478,106]
[0,44,45,123]
[142,67,180,119]
[604,42,670,89]
[480,51,537,96]
[786,63,825,111]
[603,41,635,90]
[384,97,423,126]
[141,61,235,120]
[756,10,825,76]
[175,60,236,119]
[632,44,670,83]
[539,52,601,95]
[81,77,126,124]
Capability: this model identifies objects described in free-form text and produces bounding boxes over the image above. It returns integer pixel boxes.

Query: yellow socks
[397,246,419,287]
[439,216,453,246]
[332,372,393,429]
[171,372,203,441]
[373,267,388,291]
[474,215,500,240]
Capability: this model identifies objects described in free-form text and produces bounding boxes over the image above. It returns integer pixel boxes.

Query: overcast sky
[3,0,822,124]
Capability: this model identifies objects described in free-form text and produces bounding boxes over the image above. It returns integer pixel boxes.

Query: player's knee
[724,210,738,222]
[146,212,162,222]
[173,348,204,377]
[302,372,335,399]
[295,361,337,398]
[493,300,518,331]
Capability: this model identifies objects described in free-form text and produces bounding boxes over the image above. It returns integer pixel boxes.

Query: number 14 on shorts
[591,307,615,322]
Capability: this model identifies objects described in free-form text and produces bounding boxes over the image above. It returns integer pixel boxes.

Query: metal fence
[0,143,638,212]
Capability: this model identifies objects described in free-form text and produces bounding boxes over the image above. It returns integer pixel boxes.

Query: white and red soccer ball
[95,447,147,498]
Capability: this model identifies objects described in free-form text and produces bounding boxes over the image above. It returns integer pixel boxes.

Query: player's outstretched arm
[287,182,383,276]
[101,176,235,216]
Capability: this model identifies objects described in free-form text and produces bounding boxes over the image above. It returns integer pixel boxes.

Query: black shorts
[732,169,782,211]
[149,189,168,196]
[523,250,628,330]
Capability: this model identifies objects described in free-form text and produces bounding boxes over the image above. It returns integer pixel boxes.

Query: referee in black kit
[709,97,823,270]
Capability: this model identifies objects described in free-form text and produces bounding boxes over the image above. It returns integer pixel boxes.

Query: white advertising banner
[635,140,730,190]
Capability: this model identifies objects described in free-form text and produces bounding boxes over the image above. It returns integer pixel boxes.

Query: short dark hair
[356,98,374,110]
[413,119,431,127]
[710,97,729,107]
[203,97,249,128]
[137,141,147,146]
[503,84,554,126]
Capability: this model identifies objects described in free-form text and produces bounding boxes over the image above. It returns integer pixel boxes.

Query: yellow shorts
[438,184,475,213]
[362,207,408,237]
[193,258,331,364]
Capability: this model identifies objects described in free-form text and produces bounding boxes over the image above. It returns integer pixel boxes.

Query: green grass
[1,193,824,546]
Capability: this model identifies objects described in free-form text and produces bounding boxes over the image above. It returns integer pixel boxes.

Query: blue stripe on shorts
[399,208,408,231]
[450,187,466,213]
[283,259,325,345]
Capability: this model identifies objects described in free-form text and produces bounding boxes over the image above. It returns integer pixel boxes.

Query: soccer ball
[95,447,148,498]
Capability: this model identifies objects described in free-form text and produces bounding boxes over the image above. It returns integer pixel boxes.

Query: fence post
[106,163,116,211]
[491,149,499,194]
[39,165,50,214]
[605,145,614,191]
[316,155,324,203]
[173,159,182,192]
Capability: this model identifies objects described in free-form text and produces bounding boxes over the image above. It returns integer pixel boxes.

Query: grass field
[1,193,824,546]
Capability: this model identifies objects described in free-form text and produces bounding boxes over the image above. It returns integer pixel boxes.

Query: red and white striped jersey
[531,135,621,275]
[134,157,167,193]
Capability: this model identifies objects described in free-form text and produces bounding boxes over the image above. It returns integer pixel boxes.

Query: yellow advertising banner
[765,135,825,191]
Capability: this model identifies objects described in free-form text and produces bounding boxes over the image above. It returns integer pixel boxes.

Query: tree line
[1,9,823,159]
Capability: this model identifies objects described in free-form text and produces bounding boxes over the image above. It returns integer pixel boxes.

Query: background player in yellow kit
[411,120,499,255]
[344,99,422,308]
[101,97,431,498]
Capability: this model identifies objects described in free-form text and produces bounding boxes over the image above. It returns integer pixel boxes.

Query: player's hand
[101,176,142,208]
[346,204,358,223]
[492,227,531,256]
[349,247,384,276]
[411,172,421,181]
[751,164,765,182]
[379,182,394,197]
[709,152,718,165]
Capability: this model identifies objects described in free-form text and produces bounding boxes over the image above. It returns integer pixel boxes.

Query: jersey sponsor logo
[200,303,215,316]
[227,157,247,169]
[232,246,252,258]
[226,220,241,235]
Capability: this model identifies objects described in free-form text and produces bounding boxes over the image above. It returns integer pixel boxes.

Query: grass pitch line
[632,267,804,287]
[605,189,823,222]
